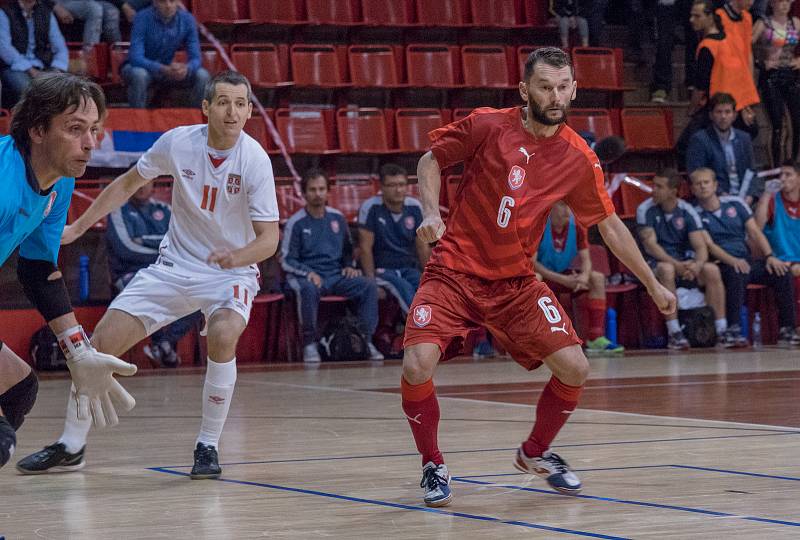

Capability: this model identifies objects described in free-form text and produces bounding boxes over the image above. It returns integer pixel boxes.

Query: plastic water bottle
[752,312,762,349]
[606,307,618,346]
[79,255,90,303]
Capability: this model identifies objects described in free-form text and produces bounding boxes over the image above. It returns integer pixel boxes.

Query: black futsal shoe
[16,442,85,474]
[190,442,221,479]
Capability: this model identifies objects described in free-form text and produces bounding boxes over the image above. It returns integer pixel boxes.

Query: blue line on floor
[453,478,800,528]
[668,464,800,482]
[148,467,630,540]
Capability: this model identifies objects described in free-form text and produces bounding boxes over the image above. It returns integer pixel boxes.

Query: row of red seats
[193,0,550,28]
[73,42,628,92]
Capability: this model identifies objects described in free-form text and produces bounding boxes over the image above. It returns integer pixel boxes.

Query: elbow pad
[17,257,73,322]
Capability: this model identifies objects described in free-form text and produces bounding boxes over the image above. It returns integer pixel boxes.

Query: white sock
[666,318,681,334]
[58,384,92,454]
[196,357,237,449]
[715,318,728,334]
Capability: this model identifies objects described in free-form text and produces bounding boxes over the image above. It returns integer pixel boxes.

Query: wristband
[56,325,92,362]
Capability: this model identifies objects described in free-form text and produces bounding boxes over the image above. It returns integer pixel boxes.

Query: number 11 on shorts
[201,185,219,212]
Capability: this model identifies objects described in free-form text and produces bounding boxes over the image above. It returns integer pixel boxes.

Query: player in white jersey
[17,71,280,479]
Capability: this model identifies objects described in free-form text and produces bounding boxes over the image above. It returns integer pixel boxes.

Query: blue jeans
[288,273,379,346]
[375,267,421,313]
[1,69,32,108]
[121,64,210,108]
[61,0,121,45]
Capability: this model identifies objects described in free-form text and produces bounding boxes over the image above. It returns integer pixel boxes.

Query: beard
[527,97,568,126]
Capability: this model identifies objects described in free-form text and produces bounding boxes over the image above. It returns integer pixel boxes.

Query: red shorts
[404,265,582,370]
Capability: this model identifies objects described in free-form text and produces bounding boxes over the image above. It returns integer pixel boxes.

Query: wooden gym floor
[2,347,799,539]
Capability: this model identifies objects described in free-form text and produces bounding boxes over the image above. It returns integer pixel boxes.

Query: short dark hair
[10,72,106,155]
[689,167,717,184]
[301,168,328,193]
[203,70,252,103]
[655,167,682,190]
[523,47,573,82]
[781,159,800,174]
[379,163,407,184]
[708,92,737,111]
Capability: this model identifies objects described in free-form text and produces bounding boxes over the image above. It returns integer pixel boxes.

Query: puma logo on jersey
[593,163,602,169]
[518,147,534,164]
[378,217,387,225]
[302,228,312,235]
[550,324,568,334]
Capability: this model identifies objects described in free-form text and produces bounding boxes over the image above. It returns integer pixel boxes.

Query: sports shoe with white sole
[16,442,85,474]
[420,461,452,507]
[513,447,582,495]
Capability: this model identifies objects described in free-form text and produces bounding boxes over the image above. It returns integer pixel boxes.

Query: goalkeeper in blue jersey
[0,73,137,469]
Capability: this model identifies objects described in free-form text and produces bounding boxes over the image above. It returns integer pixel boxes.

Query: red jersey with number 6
[429,107,614,280]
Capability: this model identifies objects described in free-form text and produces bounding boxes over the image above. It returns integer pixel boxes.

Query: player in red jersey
[402,47,676,507]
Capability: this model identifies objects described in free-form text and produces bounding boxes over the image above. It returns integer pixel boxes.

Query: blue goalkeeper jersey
[0,135,75,266]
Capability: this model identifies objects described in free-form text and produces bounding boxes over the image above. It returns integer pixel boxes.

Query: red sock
[522,376,583,458]
[401,377,443,466]
[587,298,606,340]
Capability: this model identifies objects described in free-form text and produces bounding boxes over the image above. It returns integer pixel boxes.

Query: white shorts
[109,262,259,337]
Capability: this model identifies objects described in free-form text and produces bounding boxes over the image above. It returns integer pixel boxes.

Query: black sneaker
[778,327,800,347]
[16,442,85,475]
[668,330,690,350]
[190,442,221,479]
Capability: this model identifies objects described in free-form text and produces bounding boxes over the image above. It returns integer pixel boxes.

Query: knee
[402,345,437,384]
[207,314,245,348]
[298,280,320,301]
[560,355,590,386]
[0,371,38,431]
[655,262,674,281]
[193,67,211,86]
[589,271,605,293]
[702,262,721,282]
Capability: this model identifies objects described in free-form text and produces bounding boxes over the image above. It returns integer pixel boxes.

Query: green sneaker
[586,336,624,355]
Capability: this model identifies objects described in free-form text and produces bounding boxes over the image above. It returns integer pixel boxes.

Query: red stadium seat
[172,44,227,75]
[406,44,461,87]
[470,0,525,27]
[461,45,514,88]
[305,0,360,25]
[348,45,404,87]
[276,107,339,154]
[572,47,629,90]
[69,187,106,229]
[109,41,129,84]
[276,183,305,220]
[191,0,249,24]
[415,0,469,26]
[621,108,673,151]
[336,108,391,153]
[362,0,414,25]
[327,182,379,222]
[248,0,303,23]
[522,0,549,26]
[0,109,10,134]
[290,44,349,87]
[67,42,109,81]
[395,109,445,152]
[618,174,654,219]
[244,110,276,151]
[231,44,292,88]
[567,109,618,140]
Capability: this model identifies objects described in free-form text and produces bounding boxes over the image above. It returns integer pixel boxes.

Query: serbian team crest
[413,305,432,327]
[226,173,241,194]
[404,215,416,230]
[726,206,738,218]
[673,216,685,230]
[43,191,57,218]
[331,219,340,234]
[507,165,525,190]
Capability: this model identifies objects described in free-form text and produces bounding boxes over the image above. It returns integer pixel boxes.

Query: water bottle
[79,255,90,303]
[752,312,762,349]
[606,307,618,346]
[739,305,749,340]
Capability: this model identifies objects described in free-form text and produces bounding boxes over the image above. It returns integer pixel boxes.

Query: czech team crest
[226,173,241,194]
[404,215,416,230]
[508,165,525,190]
[726,206,737,218]
[43,191,57,218]
[331,219,340,234]
[673,216,685,230]
[413,304,432,327]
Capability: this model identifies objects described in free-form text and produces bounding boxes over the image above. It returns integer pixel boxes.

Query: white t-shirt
[136,124,279,277]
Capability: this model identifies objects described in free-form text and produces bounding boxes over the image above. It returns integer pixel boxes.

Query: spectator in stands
[358,163,429,315]
[651,0,681,103]
[686,93,759,202]
[552,0,590,48]
[755,160,800,277]
[753,0,800,166]
[717,0,755,73]
[106,182,200,367]
[0,0,69,109]
[637,168,728,349]
[121,0,209,108]
[535,201,623,354]
[691,167,800,345]
[281,169,383,363]
[117,0,154,23]
[52,1,121,63]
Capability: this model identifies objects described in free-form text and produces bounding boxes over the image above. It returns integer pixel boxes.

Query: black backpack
[678,306,717,348]
[318,316,370,362]
[29,325,68,371]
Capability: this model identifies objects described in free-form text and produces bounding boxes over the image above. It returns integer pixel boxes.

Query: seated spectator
[121,0,209,108]
[691,167,800,346]
[552,0,589,48]
[118,0,155,23]
[52,1,121,63]
[281,169,383,363]
[106,183,201,367]
[358,163,429,315]
[0,0,68,109]
[636,168,727,350]
[535,201,623,354]
[686,93,759,202]
[755,160,800,277]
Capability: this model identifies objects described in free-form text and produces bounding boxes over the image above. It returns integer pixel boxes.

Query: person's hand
[207,248,238,269]
[27,67,42,78]
[307,271,322,287]
[766,255,790,276]
[342,267,362,278]
[673,260,691,277]
[741,106,756,126]
[731,257,751,274]
[122,2,136,23]
[67,350,137,428]
[170,62,188,81]
[647,281,677,315]
[417,214,446,244]
[685,260,704,280]
[61,223,85,245]
[53,3,74,24]
[574,271,590,292]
